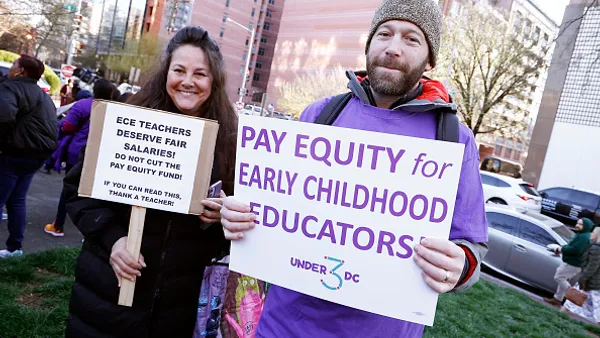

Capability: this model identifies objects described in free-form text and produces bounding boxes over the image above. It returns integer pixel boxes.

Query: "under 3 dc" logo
[321,256,360,290]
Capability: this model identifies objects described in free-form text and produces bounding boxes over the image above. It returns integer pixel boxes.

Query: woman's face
[166,45,213,116]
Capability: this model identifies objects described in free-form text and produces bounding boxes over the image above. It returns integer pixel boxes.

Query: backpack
[315,92,460,142]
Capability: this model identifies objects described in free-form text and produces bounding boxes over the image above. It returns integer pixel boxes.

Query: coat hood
[582,218,595,233]
[345,69,458,113]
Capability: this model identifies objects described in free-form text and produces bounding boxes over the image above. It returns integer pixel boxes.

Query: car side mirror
[540,192,548,198]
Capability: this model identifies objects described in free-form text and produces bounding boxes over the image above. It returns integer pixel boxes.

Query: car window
[542,188,569,200]
[551,225,575,243]
[496,178,511,188]
[480,174,495,186]
[518,221,557,247]
[519,184,540,197]
[567,190,600,209]
[486,212,519,236]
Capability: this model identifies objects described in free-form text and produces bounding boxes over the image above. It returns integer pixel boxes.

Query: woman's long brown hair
[128,26,238,194]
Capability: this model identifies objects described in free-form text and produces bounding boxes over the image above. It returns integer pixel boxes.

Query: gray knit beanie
[365,0,443,67]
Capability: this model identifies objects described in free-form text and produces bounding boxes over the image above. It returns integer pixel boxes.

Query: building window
[505,148,513,159]
[222,13,228,23]
[146,22,151,32]
[514,12,522,31]
[245,37,249,46]
[256,61,262,69]
[260,36,267,43]
[258,47,265,56]
[253,72,261,82]
[450,2,461,16]
[240,66,245,74]
[225,0,229,7]
[149,6,153,15]
[251,7,255,17]
[541,33,549,49]
[533,27,541,42]
[220,28,225,37]
[263,22,270,31]
[266,8,272,18]
[494,145,503,155]
[249,23,253,31]
[242,51,247,61]
[523,20,531,37]
[268,0,275,4]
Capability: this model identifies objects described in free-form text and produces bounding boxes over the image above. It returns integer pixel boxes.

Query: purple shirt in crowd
[64,97,94,165]
[256,96,488,338]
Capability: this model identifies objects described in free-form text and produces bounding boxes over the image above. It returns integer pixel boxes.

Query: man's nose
[385,35,403,58]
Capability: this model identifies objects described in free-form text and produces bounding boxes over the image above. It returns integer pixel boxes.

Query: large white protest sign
[79,101,219,215]
[230,115,465,326]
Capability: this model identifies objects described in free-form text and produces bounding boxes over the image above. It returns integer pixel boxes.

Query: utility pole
[227,17,256,104]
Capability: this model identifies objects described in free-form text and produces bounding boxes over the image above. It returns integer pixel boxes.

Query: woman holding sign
[63,26,237,337]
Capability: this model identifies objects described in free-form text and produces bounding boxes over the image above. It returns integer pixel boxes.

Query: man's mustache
[370,57,410,73]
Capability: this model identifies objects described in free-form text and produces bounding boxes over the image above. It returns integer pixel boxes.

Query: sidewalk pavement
[0,170,83,254]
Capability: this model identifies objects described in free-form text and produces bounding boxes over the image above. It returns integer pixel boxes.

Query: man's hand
[110,236,146,287]
[220,196,256,240]
[414,238,466,293]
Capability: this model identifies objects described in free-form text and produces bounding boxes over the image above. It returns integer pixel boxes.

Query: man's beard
[366,55,428,97]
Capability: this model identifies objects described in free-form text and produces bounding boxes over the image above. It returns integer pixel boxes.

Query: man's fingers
[414,244,454,270]
[422,272,451,294]
[221,218,255,233]
[421,238,463,257]
[221,207,256,223]
[220,190,227,198]
[414,253,457,284]
[223,197,251,213]
[223,227,244,240]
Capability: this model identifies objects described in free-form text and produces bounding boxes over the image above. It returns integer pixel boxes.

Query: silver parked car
[483,205,575,293]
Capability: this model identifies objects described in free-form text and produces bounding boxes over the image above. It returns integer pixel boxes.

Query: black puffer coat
[0,77,57,159]
[64,159,230,337]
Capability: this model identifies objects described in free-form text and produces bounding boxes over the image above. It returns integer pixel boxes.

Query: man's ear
[424,61,433,72]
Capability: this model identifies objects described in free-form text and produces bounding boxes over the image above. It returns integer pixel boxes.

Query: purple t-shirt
[256,96,488,338]
[64,97,93,165]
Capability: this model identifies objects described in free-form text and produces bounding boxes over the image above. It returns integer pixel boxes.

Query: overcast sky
[532,0,570,24]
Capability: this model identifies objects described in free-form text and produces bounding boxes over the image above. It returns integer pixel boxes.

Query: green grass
[0,248,598,337]
[0,247,79,337]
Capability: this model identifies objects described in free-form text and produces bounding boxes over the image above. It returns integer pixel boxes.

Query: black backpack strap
[315,93,353,125]
[436,109,460,142]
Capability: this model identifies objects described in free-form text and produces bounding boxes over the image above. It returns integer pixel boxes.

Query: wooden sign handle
[118,206,147,307]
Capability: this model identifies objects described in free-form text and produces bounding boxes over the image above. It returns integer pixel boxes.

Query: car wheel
[487,198,507,205]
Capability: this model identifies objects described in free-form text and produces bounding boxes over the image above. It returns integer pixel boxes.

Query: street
[0,169,83,254]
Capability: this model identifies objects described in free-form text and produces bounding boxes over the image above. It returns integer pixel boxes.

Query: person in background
[63,26,237,337]
[562,227,600,323]
[0,55,57,258]
[545,218,595,306]
[220,1,488,337]
[44,79,116,237]
[60,79,73,106]
[119,91,133,103]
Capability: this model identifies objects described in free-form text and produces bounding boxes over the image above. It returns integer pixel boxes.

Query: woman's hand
[220,196,256,240]
[110,237,146,287]
[199,193,224,224]
[414,238,466,294]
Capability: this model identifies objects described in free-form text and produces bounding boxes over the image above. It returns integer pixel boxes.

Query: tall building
[523,0,600,190]
[266,0,556,137]
[140,0,284,103]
